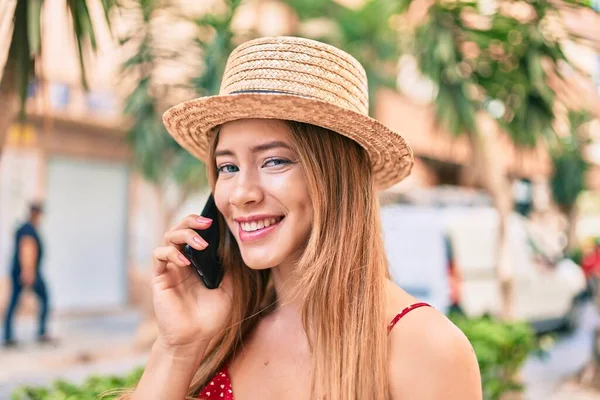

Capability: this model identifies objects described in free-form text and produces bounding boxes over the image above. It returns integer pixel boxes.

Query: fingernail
[197,216,212,224]
[193,236,207,248]
[178,253,190,265]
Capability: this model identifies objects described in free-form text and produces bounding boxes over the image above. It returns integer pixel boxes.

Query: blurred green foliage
[566,246,584,265]
[550,111,591,213]
[409,0,585,146]
[121,0,245,192]
[9,367,143,400]
[450,312,539,400]
[281,0,402,110]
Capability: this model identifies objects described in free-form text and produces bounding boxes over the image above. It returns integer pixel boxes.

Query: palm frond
[4,0,116,118]
[10,0,35,121]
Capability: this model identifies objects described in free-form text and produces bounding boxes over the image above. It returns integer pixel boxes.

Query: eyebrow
[214,140,293,157]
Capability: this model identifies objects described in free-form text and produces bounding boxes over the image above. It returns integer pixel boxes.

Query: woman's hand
[151,214,233,352]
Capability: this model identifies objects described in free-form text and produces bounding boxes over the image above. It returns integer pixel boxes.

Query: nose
[229,169,264,208]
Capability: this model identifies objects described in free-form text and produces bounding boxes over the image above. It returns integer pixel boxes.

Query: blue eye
[263,158,291,168]
[217,164,239,174]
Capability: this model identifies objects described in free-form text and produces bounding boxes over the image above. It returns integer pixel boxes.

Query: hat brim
[162,93,413,190]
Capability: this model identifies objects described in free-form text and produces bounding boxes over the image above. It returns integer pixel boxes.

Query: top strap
[387,302,432,333]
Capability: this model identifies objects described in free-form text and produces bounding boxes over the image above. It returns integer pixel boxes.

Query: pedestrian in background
[3,202,54,347]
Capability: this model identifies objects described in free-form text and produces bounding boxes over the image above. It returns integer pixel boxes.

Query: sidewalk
[522,302,600,399]
[0,308,148,398]
[3,305,600,399]
[550,383,600,400]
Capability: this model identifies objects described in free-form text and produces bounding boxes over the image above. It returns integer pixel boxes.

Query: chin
[239,249,281,270]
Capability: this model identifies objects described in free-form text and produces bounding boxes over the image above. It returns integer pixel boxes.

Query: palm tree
[550,111,591,251]
[120,0,242,348]
[401,0,597,318]
[0,0,115,158]
[121,0,241,234]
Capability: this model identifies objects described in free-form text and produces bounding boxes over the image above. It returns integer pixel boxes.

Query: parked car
[381,202,587,332]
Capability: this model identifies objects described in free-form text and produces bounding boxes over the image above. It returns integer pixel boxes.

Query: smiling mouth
[239,216,284,232]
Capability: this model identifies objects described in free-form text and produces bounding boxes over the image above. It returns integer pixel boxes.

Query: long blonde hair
[118,121,391,400]
[189,120,390,399]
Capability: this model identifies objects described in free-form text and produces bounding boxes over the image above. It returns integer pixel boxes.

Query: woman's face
[213,119,313,270]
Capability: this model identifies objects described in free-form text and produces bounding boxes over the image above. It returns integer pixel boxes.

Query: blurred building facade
[0,0,135,314]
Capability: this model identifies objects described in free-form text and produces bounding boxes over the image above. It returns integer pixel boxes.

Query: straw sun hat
[163,36,413,190]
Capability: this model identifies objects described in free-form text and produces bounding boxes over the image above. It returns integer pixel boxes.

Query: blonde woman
[131,37,481,400]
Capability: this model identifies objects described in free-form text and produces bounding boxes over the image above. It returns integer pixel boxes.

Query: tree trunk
[468,126,515,320]
[133,185,167,349]
[133,183,194,349]
[565,203,580,252]
[0,59,20,160]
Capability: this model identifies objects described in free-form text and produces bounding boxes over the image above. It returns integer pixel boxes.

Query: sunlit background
[1,0,600,399]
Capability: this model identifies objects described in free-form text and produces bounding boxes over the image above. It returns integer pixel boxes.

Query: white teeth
[240,217,281,232]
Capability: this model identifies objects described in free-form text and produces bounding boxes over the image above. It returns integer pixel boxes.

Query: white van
[381,203,587,331]
[381,205,452,313]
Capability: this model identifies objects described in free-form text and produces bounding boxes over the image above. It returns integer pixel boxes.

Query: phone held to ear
[184,195,224,289]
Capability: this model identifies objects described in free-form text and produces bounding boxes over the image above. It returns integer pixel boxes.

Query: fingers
[152,246,191,275]
[169,214,213,232]
[153,214,214,276]
[163,229,208,251]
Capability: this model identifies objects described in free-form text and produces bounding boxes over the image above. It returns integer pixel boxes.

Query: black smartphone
[184,194,224,289]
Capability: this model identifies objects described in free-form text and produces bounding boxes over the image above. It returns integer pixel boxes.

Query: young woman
[130,36,481,400]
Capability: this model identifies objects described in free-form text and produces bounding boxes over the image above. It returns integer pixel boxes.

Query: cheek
[267,170,311,214]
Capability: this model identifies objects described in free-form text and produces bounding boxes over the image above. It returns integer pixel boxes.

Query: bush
[10,367,144,400]
[450,312,539,400]
[13,315,540,400]
[566,246,584,266]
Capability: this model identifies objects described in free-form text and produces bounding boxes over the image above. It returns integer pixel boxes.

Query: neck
[270,258,304,315]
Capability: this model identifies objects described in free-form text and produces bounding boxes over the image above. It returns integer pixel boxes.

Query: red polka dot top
[198,302,431,399]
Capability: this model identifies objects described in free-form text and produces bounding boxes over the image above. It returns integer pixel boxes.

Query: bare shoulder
[385,281,482,400]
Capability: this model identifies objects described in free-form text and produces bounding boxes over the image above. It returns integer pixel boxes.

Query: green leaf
[80,1,98,50]
[27,0,43,57]
[67,0,89,89]
[526,50,544,85]
[10,0,34,120]
[101,0,116,34]
[195,14,220,28]
[70,0,98,50]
